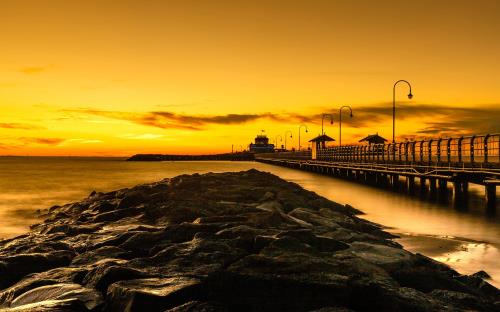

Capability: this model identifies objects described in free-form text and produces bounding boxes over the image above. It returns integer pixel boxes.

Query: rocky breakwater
[0,170,499,311]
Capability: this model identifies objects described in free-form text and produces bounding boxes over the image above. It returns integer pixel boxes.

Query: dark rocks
[473,270,492,279]
[0,251,74,289]
[117,191,148,209]
[105,277,202,312]
[9,283,103,311]
[0,170,499,311]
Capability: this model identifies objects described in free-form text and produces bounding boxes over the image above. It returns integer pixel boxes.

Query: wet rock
[259,191,275,202]
[9,283,103,310]
[0,267,88,306]
[106,277,202,312]
[430,289,493,310]
[117,190,148,209]
[83,264,150,293]
[473,270,492,279]
[71,246,130,265]
[165,300,227,311]
[89,201,116,213]
[92,207,142,222]
[276,229,349,252]
[0,170,499,311]
[0,251,74,289]
[1,298,89,311]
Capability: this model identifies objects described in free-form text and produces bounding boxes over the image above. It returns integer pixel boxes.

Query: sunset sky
[1,0,499,156]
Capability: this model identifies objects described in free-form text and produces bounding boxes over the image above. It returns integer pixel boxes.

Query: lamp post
[284,130,293,150]
[275,135,282,150]
[298,124,308,151]
[339,106,353,147]
[321,113,334,135]
[393,80,413,143]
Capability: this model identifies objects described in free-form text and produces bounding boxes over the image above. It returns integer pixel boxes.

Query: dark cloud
[67,104,499,139]
[0,123,44,130]
[71,109,312,130]
[348,103,500,137]
[19,137,65,145]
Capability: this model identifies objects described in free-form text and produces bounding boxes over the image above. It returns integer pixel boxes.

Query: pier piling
[407,176,415,194]
[420,177,427,194]
[429,178,437,194]
[391,174,399,190]
[486,185,497,209]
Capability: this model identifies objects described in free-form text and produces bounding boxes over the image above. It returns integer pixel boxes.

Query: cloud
[70,109,313,131]
[66,103,500,139]
[19,137,65,145]
[120,133,165,140]
[66,138,103,144]
[0,123,45,130]
[19,66,48,74]
[349,103,500,137]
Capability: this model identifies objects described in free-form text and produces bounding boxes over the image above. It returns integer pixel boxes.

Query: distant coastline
[127,152,255,161]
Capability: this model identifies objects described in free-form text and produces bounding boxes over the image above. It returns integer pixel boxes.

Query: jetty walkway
[256,134,500,208]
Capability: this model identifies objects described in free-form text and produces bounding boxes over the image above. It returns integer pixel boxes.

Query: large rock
[0,170,498,311]
[0,251,74,289]
[105,277,202,312]
[9,283,103,310]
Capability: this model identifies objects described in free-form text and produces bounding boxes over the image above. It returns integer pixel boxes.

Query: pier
[256,134,500,208]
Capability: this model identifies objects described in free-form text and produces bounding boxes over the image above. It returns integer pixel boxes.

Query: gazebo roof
[359,133,387,144]
[309,134,335,143]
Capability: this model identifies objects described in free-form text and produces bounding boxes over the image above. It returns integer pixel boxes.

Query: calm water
[1,157,499,286]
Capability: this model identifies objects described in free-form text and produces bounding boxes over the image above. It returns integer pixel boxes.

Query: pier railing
[259,134,500,168]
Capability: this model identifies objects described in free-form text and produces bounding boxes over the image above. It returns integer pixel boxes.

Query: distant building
[359,133,387,145]
[249,134,275,153]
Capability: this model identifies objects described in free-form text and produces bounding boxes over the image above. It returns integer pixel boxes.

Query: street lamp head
[408,92,413,99]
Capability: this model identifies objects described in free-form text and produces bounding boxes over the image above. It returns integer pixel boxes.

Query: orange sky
[1,0,499,156]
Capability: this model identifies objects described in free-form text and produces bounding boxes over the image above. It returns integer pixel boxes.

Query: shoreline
[394,232,500,288]
[0,170,499,311]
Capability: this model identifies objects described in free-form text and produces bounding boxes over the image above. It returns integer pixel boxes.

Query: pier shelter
[309,134,335,160]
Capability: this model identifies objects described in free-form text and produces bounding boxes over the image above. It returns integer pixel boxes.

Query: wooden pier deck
[256,134,500,209]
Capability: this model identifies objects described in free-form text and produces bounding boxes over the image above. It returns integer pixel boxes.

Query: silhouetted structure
[310,134,335,160]
[309,134,335,149]
[256,133,500,209]
[359,133,387,145]
[249,134,275,153]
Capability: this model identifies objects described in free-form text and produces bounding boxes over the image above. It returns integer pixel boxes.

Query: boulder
[9,283,103,311]
[0,251,74,289]
[105,277,202,312]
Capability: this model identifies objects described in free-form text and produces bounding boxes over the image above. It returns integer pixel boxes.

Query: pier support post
[438,179,448,192]
[407,176,415,194]
[438,179,449,201]
[453,180,469,209]
[453,181,463,198]
[486,185,496,210]
[420,177,427,194]
[391,175,399,190]
[462,181,469,194]
[429,178,437,197]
